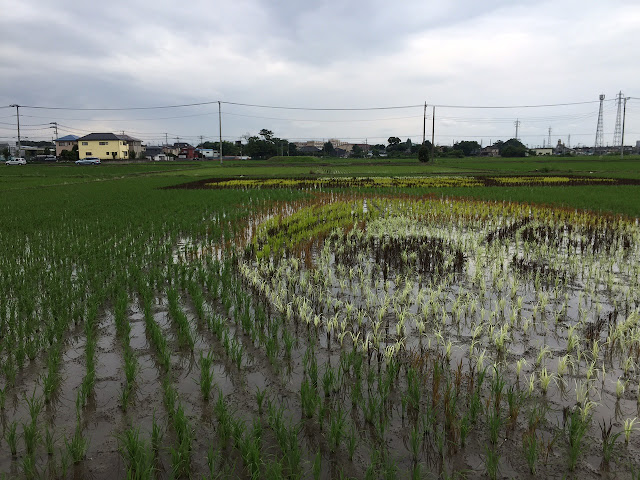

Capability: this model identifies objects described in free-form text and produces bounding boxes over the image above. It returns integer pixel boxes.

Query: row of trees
[227,130,530,160]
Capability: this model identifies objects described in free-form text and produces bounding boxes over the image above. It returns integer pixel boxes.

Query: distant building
[178,145,198,159]
[532,147,553,156]
[54,135,79,156]
[77,133,143,160]
[480,146,500,157]
[197,148,219,159]
[144,146,168,161]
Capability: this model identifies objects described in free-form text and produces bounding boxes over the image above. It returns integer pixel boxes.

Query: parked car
[75,157,101,165]
[43,155,58,162]
[6,157,26,165]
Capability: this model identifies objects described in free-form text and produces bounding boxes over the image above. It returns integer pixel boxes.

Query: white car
[75,157,101,165]
[6,157,26,165]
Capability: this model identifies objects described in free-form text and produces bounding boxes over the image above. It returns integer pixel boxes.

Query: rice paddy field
[1,156,640,479]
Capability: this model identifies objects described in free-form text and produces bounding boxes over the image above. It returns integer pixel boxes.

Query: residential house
[197,148,219,159]
[54,135,79,156]
[144,146,168,161]
[480,146,500,157]
[297,145,321,154]
[178,145,198,159]
[77,133,143,160]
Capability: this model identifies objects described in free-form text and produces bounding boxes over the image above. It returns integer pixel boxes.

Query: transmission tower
[613,91,623,148]
[514,119,521,140]
[594,94,605,152]
[548,127,552,150]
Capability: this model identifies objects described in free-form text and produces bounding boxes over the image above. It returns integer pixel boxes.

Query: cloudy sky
[1,0,638,148]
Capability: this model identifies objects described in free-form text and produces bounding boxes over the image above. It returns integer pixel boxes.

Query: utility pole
[218,101,223,164]
[199,135,204,147]
[514,119,521,141]
[422,102,427,145]
[431,106,435,159]
[568,134,571,149]
[10,104,20,157]
[50,122,58,140]
[165,133,168,146]
[621,96,629,159]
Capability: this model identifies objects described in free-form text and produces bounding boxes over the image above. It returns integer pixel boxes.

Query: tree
[453,140,481,156]
[387,137,401,146]
[498,138,527,157]
[350,145,364,158]
[259,129,274,141]
[1,147,9,161]
[323,142,336,157]
[418,144,431,163]
[245,134,277,159]
[129,150,137,160]
[60,144,79,162]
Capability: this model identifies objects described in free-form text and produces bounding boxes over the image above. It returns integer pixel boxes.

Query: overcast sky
[1,0,638,147]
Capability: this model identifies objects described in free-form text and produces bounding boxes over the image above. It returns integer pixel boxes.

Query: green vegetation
[0,158,639,478]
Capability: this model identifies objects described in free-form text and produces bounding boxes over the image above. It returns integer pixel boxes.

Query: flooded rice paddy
[1,191,640,479]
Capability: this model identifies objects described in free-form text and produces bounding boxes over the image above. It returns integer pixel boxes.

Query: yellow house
[77,133,142,160]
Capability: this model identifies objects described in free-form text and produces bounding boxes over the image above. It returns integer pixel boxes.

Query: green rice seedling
[59,448,70,478]
[409,422,421,461]
[600,419,622,464]
[21,453,37,480]
[485,446,499,480]
[117,427,154,479]
[25,389,43,424]
[255,386,267,415]
[22,421,39,456]
[322,364,336,398]
[7,421,18,456]
[346,424,357,460]
[522,430,539,474]
[506,385,524,429]
[199,351,215,401]
[123,347,138,388]
[312,450,321,480]
[300,379,317,419]
[487,404,502,445]
[170,437,192,479]
[567,408,590,471]
[282,328,295,360]
[329,407,346,452]
[45,425,55,456]
[0,386,6,410]
[66,423,88,464]
[206,444,224,478]
[151,411,164,456]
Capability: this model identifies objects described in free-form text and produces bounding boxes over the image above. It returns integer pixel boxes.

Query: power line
[9,97,620,112]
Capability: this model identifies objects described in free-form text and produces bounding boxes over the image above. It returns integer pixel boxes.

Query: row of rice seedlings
[167,287,196,351]
[137,276,171,373]
[114,288,139,411]
[78,298,99,408]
